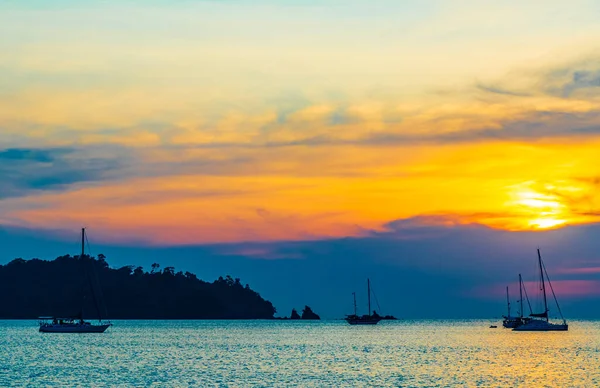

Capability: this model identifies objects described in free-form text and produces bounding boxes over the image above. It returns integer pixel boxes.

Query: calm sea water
[2,320,600,387]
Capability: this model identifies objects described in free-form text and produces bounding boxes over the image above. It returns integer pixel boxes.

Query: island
[0,254,276,319]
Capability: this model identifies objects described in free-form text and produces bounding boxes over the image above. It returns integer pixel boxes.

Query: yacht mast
[82,227,103,322]
[79,227,86,320]
[519,274,523,318]
[538,249,549,322]
[352,292,357,316]
[81,228,85,258]
[541,257,567,324]
[506,286,511,317]
[367,279,371,316]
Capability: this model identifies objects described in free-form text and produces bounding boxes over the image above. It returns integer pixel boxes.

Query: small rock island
[283,306,321,320]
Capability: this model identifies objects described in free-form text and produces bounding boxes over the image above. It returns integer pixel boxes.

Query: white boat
[39,228,112,333]
[39,316,111,333]
[345,279,383,325]
[513,249,568,332]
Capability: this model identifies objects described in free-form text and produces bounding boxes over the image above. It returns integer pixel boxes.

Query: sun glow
[508,183,569,230]
[528,218,566,229]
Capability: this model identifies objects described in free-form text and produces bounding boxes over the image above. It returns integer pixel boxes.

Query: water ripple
[2,320,600,386]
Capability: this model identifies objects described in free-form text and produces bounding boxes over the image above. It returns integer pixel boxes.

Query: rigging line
[349,296,358,316]
[522,277,533,315]
[79,246,101,322]
[77,228,90,319]
[78,252,88,319]
[541,259,565,321]
[85,231,109,321]
[530,256,542,312]
[370,284,382,314]
[82,255,102,321]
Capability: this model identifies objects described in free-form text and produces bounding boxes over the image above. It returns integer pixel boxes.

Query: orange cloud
[2,136,600,244]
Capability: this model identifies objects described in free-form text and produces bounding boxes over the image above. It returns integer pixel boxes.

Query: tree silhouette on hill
[0,254,276,319]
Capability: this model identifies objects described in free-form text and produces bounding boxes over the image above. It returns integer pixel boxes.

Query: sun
[508,183,568,230]
[528,217,566,229]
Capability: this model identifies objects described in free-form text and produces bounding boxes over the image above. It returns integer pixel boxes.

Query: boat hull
[513,320,568,332]
[346,320,381,325]
[39,324,111,333]
[345,315,382,325]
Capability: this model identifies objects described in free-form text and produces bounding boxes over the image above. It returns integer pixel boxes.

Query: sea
[2,319,600,387]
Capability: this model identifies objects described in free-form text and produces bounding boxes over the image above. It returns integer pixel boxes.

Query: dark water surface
[2,320,599,386]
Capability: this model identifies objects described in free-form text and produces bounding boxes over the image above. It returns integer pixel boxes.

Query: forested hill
[0,255,276,319]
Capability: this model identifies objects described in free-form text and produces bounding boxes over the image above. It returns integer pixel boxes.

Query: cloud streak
[0,147,122,199]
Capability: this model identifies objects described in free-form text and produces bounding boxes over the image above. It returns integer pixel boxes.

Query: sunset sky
[2,0,600,317]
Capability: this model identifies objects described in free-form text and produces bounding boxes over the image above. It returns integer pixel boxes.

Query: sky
[2,0,600,318]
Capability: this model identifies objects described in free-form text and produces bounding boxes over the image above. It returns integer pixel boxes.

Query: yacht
[39,228,112,333]
[513,249,568,332]
[345,279,383,325]
[502,274,531,329]
[39,315,111,333]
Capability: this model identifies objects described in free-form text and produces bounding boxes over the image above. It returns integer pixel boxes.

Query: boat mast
[506,286,510,317]
[81,227,85,258]
[79,227,87,320]
[538,249,548,322]
[367,279,371,316]
[82,227,103,322]
[519,274,523,318]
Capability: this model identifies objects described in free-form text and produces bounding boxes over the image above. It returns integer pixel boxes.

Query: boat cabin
[38,316,88,326]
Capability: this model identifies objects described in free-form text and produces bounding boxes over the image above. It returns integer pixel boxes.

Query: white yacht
[513,249,567,332]
[39,316,111,333]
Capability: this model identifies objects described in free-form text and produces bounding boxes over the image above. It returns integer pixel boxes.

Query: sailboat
[345,279,382,325]
[39,228,112,333]
[502,274,531,329]
[513,249,568,331]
